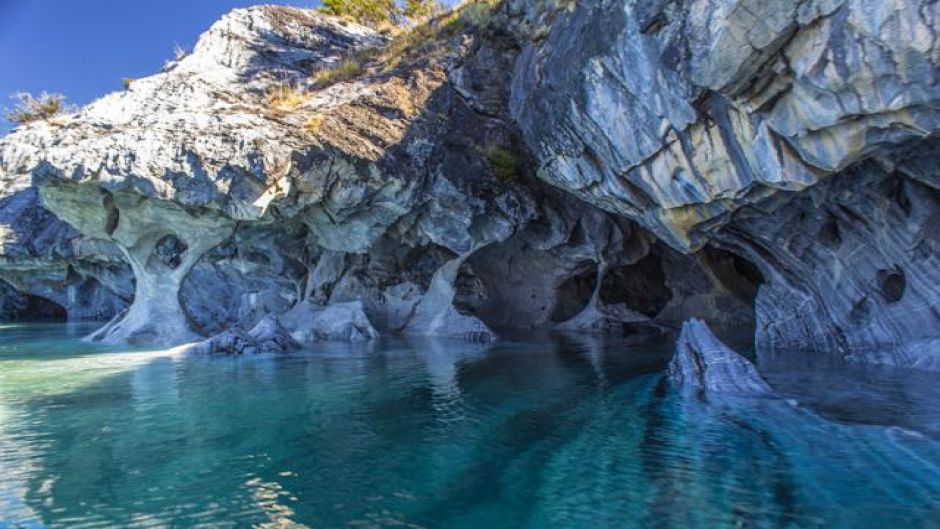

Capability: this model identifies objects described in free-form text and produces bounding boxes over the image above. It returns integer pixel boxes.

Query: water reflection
[0,326,938,528]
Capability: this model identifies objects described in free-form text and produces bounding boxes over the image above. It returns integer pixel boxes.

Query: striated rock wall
[0,1,937,370]
[510,0,938,249]
[0,5,749,349]
[667,318,772,397]
[717,143,940,370]
[510,0,940,367]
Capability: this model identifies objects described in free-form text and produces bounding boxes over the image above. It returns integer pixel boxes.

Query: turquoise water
[1,324,939,528]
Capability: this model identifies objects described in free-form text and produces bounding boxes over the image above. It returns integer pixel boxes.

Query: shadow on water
[758,348,940,439]
[1,326,939,529]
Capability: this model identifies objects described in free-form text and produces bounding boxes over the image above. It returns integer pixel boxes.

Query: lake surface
[1,323,939,528]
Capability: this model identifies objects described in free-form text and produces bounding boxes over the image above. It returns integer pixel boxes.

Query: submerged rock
[667,319,772,396]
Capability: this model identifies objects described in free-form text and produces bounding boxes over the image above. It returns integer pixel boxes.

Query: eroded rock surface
[0,2,937,369]
[719,147,940,370]
[667,318,772,396]
[0,175,131,321]
[510,0,940,367]
[0,6,751,348]
[511,0,938,249]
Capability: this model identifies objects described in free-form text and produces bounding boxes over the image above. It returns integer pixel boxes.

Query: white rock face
[404,255,495,342]
[281,300,378,343]
[14,6,741,347]
[2,1,935,374]
[0,7,386,342]
[2,8,382,216]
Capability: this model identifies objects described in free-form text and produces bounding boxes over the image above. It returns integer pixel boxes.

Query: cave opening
[21,295,68,321]
[152,234,189,270]
[600,253,672,318]
[0,281,68,322]
[700,245,765,305]
[877,266,906,303]
[550,263,598,323]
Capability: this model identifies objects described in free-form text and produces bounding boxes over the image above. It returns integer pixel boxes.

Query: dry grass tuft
[460,0,496,28]
[310,0,502,88]
[305,114,326,135]
[5,92,69,125]
[312,59,364,87]
[267,84,310,113]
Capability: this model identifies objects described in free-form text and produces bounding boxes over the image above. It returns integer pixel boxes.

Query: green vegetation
[311,0,502,89]
[460,0,496,28]
[403,0,441,20]
[318,0,442,27]
[5,92,68,125]
[267,0,504,121]
[313,58,364,87]
[486,146,521,182]
[319,0,398,27]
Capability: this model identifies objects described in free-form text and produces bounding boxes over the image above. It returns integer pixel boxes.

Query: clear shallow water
[1,324,939,529]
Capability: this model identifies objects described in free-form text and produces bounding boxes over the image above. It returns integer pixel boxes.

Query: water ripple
[0,327,938,528]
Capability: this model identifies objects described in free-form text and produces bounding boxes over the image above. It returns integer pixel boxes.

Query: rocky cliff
[510,0,940,369]
[0,1,937,369]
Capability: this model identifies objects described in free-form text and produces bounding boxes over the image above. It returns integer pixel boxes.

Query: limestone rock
[0,178,131,321]
[509,0,940,366]
[0,5,751,348]
[280,300,378,344]
[0,1,936,373]
[511,0,939,250]
[667,318,772,396]
[718,150,940,371]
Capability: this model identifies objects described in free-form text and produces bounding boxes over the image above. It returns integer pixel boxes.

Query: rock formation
[667,318,772,397]
[0,181,131,321]
[0,1,937,370]
[0,4,753,348]
[510,0,940,368]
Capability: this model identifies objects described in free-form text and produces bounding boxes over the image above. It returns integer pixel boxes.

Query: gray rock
[280,300,378,344]
[718,151,940,371]
[3,5,724,347]
[511,0,938,250]
[405,255,495,341]
[509,0,940,367]
[667,318,772,396]
[0,1,935,374]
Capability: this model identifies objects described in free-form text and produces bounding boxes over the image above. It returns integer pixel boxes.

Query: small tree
[5,92,67,125]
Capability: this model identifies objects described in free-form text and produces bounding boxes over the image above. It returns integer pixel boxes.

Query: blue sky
[0,0,312,135]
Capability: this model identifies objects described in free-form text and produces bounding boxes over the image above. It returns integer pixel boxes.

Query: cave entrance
[0,286,68,322]
[549,263,599,323]
[700,245,764,305]
[21,295,68,321]
[600,252,673,318]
